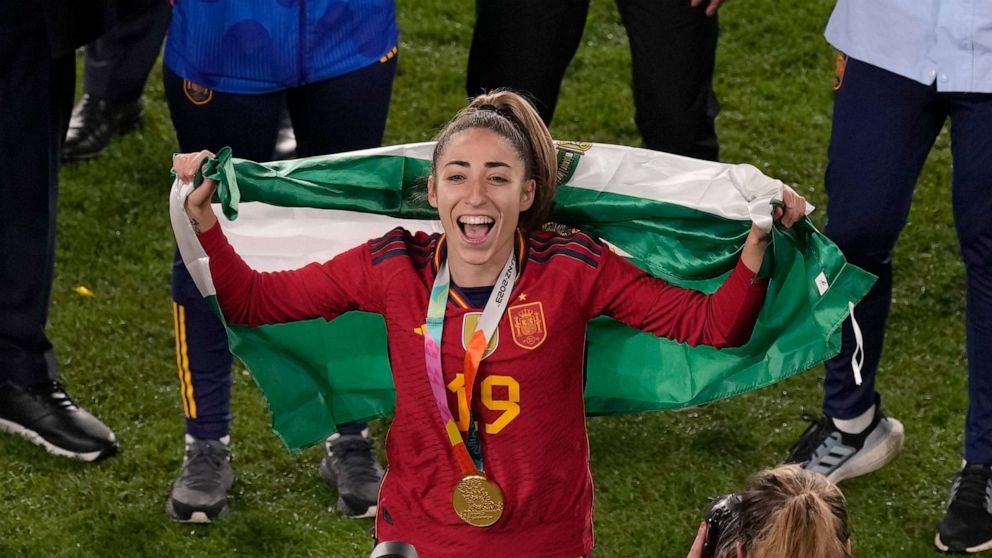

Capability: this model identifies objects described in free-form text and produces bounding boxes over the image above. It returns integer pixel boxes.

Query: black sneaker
[936,463,992,554]
[784,407,904,483]
[166,435,234,523]
[0,380,118,462]
[319,430,384,518]
[62,94,143,163]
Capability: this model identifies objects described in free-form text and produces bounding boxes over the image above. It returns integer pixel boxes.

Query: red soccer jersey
[199,225,767,558]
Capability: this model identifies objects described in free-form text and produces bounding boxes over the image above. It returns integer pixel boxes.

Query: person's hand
[772,184,807,229]
[740,185,807,272]
[690,0,727,17]
[172,150,219,235]
[748,184,807,243]
[687,521,708,558]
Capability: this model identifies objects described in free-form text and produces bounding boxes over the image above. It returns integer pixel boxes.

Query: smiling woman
[170,90,808,558]
[428,127,535,287]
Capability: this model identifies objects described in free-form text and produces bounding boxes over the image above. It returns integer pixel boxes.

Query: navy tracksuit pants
[822,56,992,463]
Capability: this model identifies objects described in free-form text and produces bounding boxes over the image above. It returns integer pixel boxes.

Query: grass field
[0,0,968,556]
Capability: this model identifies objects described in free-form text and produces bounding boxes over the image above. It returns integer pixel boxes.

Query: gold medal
[452,474,504,527]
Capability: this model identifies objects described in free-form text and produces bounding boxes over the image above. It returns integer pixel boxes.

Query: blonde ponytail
[736,466,850,558]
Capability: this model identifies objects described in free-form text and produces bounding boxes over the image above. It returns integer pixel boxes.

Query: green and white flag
[170,142,874,451]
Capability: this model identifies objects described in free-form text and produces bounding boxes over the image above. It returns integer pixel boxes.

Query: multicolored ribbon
[423,240,516,477]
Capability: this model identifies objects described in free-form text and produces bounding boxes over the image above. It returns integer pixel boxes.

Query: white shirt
[825,0,992,93]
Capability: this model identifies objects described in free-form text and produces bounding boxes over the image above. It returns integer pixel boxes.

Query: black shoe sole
[0,416,118,462]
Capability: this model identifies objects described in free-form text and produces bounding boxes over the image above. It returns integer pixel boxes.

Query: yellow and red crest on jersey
[508,302,546,350]
[461,312,498,359]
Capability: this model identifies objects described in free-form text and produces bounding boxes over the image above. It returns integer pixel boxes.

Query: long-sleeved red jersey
[199,224,766,558]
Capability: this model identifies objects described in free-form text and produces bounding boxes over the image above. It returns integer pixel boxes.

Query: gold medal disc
[452,474,504,527]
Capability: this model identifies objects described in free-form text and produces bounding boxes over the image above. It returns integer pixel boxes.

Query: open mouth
[457,215,495,243]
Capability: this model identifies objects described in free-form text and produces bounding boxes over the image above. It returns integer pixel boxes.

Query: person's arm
[589,186,806,348]
[172,151,380,327]
[592,249,767,348]
[196,225,375,327]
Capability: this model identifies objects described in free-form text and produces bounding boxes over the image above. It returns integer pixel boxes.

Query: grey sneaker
[166,435,234,523]
[785,406,904,483]
[319,430,384,518]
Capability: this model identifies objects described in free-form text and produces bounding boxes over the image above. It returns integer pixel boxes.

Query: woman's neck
[446,243,514,288]
[447,258,503,288]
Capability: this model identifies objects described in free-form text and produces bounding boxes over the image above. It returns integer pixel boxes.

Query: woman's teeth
[458,216,494,240]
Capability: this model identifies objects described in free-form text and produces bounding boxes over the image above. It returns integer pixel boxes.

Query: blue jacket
[164,0,398,94]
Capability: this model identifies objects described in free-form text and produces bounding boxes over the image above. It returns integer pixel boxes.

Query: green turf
[0,0,965,556]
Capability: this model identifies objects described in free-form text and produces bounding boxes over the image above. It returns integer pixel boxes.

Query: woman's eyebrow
[442,160,512,169]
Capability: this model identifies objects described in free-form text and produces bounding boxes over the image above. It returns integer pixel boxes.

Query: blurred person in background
[467,0,727,162]
[0,0,119,463]
[782,1,992,553]
[161,0,399,524]
[61,0,170,163]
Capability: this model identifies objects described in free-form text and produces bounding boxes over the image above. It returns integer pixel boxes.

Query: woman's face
[428,127,535,285]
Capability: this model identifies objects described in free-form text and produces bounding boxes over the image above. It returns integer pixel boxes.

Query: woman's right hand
[687,521,708,558]
[172,150,219,235]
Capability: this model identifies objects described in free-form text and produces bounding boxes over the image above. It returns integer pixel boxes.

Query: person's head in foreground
[689,465,851,558]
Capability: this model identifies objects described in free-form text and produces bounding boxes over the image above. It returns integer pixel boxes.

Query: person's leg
[821,58,945,422]
[466,0,589,125]
[163,65,283,522]
[0,5,63,387]
[935,92,992,554]
[288,55,397,156]
[164,66,283,439]
[0,1,116,461]
[83,0,171,103]
[288,60,397,518]
[64,0,171,162]
[946,94,992,465]
[164,66,283,161]
[786,57,945,482]
[616,0,719,160]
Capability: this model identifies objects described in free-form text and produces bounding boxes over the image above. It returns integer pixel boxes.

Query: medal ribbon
[424,241,516,477]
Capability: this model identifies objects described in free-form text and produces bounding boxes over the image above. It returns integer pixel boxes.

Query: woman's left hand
[772,185,807,229]
[749,185,807,243]
[740,185,807,272]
